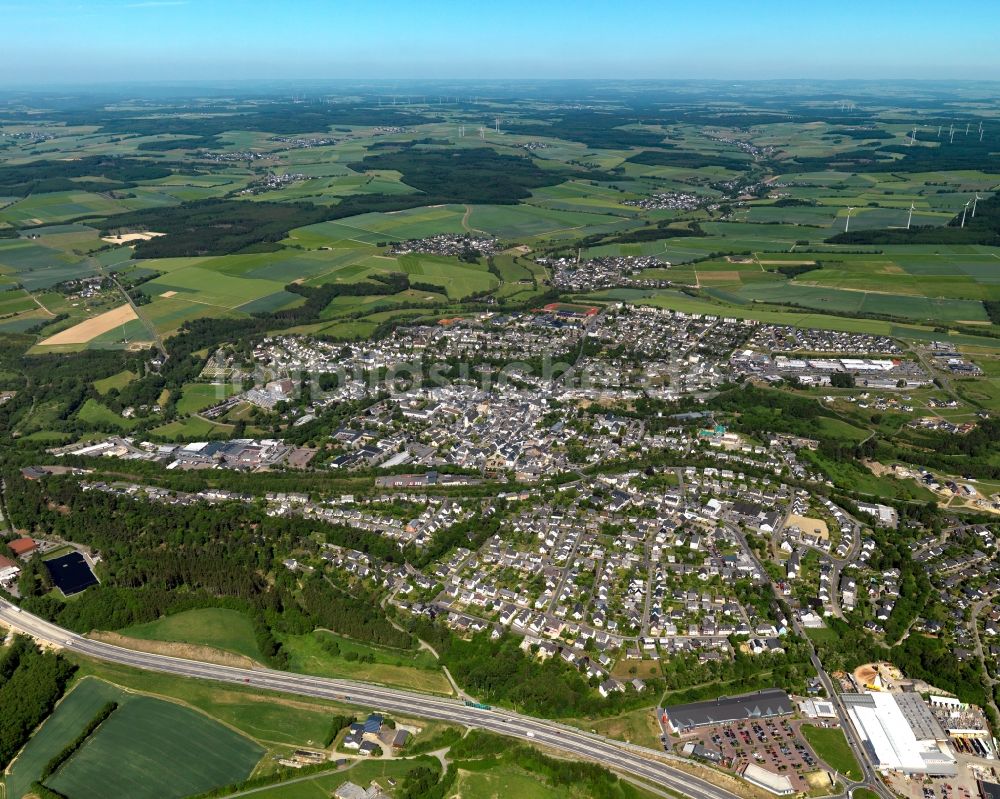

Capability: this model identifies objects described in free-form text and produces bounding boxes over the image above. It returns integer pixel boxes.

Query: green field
[0,190,132,227]
[151,415,235,439]
[5,675,264,799]
[70,658,348,747]
[4,678,124,799]
[117,608,264,661]
[175,382,240,415]
[800,724,862,780]
[46,694,264,799]
[814,416,881,442]
[93,369,137,394]
[77,398,136,429]
[282,630,453,695]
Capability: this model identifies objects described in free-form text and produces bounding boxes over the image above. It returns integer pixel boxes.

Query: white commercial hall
[843,692,957,776]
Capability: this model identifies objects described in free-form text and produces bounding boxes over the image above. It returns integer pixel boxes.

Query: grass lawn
[93,369,137,394]
[151,415,234,439]
[46,694,264,799]
[175,381,240,415]
[117,608,264,661]
[448,757,661,799]
[77,397,136,430]
[803,450,935,501]
[282,631,453,696]
[814,416,871,442]
[451,763,570,799]
[565,705,662,750]
[800,724,861,780]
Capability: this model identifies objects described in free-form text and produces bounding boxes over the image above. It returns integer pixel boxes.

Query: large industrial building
[662,689,793,733]
[843,692,957,776]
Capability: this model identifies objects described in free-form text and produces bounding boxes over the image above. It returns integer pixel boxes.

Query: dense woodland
[0,155,175,196]
[627,148,750,171]
[350,147,597,203]
[0,636,75,768]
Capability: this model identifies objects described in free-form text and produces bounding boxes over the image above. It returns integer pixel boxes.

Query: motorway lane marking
[1,609,734,799]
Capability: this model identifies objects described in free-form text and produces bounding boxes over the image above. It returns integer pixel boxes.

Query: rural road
[0,602,740,799]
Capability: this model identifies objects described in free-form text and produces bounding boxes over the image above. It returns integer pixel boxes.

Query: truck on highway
[464,700,492,710]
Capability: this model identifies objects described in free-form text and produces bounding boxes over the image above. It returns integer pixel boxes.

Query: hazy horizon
[4,0,999,86]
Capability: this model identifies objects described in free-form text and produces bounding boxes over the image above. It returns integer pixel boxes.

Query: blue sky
[4,0,999,85]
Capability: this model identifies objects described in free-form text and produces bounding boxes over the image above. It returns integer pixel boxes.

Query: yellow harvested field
[697,270,741,283]
[757,259,817,266]
[101,231,165,244]
[160,290,177,298]
[39,303,137,346]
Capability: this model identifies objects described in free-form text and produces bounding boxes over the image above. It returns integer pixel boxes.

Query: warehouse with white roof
[843,692,957,776]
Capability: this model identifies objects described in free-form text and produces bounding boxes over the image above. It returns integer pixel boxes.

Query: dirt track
[87,630,260,670]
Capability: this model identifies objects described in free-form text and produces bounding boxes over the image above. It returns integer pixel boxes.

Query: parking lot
[888,763,994,799]
[676,717,825,793]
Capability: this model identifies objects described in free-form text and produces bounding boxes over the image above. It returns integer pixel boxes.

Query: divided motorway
[0,603,738,799]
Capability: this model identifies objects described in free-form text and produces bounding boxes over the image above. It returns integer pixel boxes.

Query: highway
[0,602,739,799]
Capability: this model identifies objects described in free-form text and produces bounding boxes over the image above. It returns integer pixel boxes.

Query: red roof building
[8,537,38,557]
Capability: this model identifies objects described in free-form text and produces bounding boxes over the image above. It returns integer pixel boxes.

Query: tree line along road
[0,602,740,799]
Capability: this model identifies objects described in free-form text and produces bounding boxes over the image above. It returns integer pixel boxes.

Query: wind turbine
[909,126,918,146]
[845,206,856,233]
[937,125,942,138]
[495,115,501,134]
[972,194,982,218]
[907,202,916,230]
[980,126,985,143]
[949,124,955,143]
[966,122,971,135]
[961,200,971,228]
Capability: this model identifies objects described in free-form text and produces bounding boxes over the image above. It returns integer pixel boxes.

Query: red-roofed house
[0,554,19,583]
[8,538,37,558]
